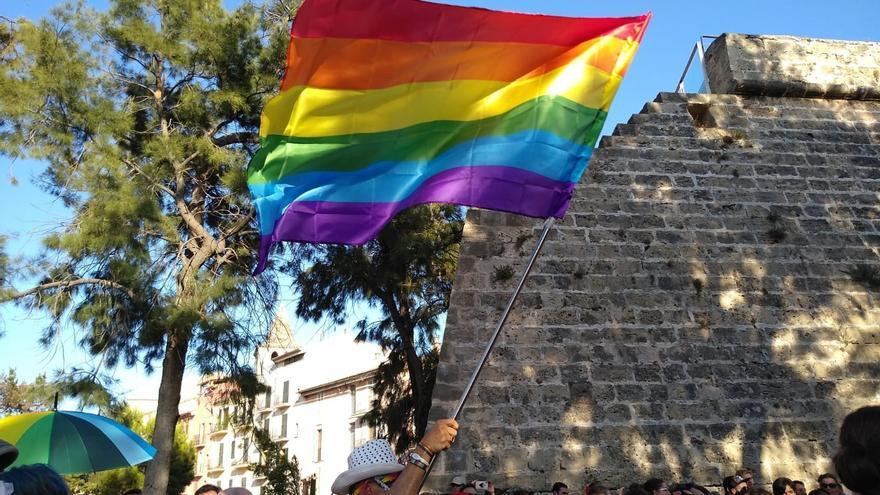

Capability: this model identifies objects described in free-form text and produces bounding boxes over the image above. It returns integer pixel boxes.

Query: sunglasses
[353,473,400,495]
[820,484,840,489]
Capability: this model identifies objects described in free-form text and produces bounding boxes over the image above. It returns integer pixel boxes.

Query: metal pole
[418,216,557,487]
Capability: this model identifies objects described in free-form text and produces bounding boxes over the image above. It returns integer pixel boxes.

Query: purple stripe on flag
[254,166,575,273]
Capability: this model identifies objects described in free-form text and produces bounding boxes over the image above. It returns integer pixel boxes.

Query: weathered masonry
[427,33,880,489]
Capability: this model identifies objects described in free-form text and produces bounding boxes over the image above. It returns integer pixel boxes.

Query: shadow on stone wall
[428,88,880,490]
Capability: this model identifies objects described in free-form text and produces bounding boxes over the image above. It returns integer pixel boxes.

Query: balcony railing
[207,459,225,473]
[208,422,230,438]
[232,454,256,469]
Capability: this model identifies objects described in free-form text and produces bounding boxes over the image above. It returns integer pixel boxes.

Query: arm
[388,419,459,495]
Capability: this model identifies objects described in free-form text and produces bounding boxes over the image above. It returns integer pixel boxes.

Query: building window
[354,387,371,413]
[263,417,269,433]
[230,439,235,459]
[315,426,323,462]
[265,386,272,408]
[282,380,290,403]
[350,422,356,450]
[218,443,224,465]
[241,477,247,487]
[281,414,288,438]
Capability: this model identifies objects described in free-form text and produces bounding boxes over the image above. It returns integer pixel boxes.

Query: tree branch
[7,278,137,301]
[121,157,174,197]
[211,131,258,148]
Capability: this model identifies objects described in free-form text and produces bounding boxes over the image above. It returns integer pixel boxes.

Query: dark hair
[834,405,880,495]
[195,484,223,495]
[747,489,771,495]
[736,468,753,477]
[591,486,609,495]
[791,481,804,487]
[723,476,745,492]
[0,464,69,495]
[816,473,838,484]
[552,483,568,493]
[807,490,829,495]
[771,478,794,495]
[624,484,650,495]
[643,479,665,492]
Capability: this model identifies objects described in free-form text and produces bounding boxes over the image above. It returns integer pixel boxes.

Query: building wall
[427,34,880,490]
[186,334,385,495]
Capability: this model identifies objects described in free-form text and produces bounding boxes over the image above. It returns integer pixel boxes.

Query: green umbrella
[0,410,156,474]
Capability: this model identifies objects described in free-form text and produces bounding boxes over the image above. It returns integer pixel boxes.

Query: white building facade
[186,315,386,495]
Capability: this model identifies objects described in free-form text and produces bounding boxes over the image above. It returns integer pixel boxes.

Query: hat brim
[0,443,19,471]
[331,462,404,495]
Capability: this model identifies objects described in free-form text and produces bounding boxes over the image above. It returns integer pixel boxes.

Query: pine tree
[0,2,292,493]
[292,205,463,450]
[251,428,300,495]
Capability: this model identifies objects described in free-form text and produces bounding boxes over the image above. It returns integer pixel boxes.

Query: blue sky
[2,0,879,403]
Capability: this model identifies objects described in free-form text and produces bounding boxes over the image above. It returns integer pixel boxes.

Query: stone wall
[705,33,880,100]
[427,34,880,490]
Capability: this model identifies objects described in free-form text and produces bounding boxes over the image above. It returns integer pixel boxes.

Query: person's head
[220,489,253,495]
[553,483,570,495]
[0,464,69,495]
[0,441,18,473]
[807,490,829,495]
[791,481,806,495]
[331,439,404,495]
[450,476,467,493]
[771,478,796,495]
[747,489,771,495]
[195,484,222,495]
[816,473,843,495]
[835,405,880,495]
[624,485,650,495]
[122,490,143,495]
[623,483,651,495]
[736,470,755,489]
[723,476,748,495]
[590,486,609,495]
[643,479,668,495]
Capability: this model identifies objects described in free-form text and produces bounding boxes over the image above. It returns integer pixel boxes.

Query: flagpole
[419,215,557,487]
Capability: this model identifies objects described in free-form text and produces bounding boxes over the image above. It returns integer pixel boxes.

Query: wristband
[417,441,435,457]
[407,450,429,470]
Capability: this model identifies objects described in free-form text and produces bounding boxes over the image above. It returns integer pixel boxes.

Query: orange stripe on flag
[282,36,637,91]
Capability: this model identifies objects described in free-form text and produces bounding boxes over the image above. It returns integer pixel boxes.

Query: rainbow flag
[249,0,650,273]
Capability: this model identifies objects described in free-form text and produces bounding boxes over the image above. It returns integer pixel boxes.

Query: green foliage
[252,428,300,495]
[0,369,56,414]
[292,205,463,451]
[0,1,292,491]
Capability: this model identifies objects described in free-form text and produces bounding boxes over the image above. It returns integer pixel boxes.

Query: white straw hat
[331,439,404,495]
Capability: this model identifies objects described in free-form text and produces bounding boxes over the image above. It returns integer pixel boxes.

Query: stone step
[627,112,694,125]
[655,91,880,118]
[599,134,880,157]
[614,123,880,145]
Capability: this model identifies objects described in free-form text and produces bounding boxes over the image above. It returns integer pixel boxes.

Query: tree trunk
[143,331,190,495]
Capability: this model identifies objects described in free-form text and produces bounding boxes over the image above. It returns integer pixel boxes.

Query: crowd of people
[474,470,851,495]
[0,406,877,495]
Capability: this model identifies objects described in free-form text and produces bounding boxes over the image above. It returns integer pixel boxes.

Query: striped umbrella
[0,410,156,474]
